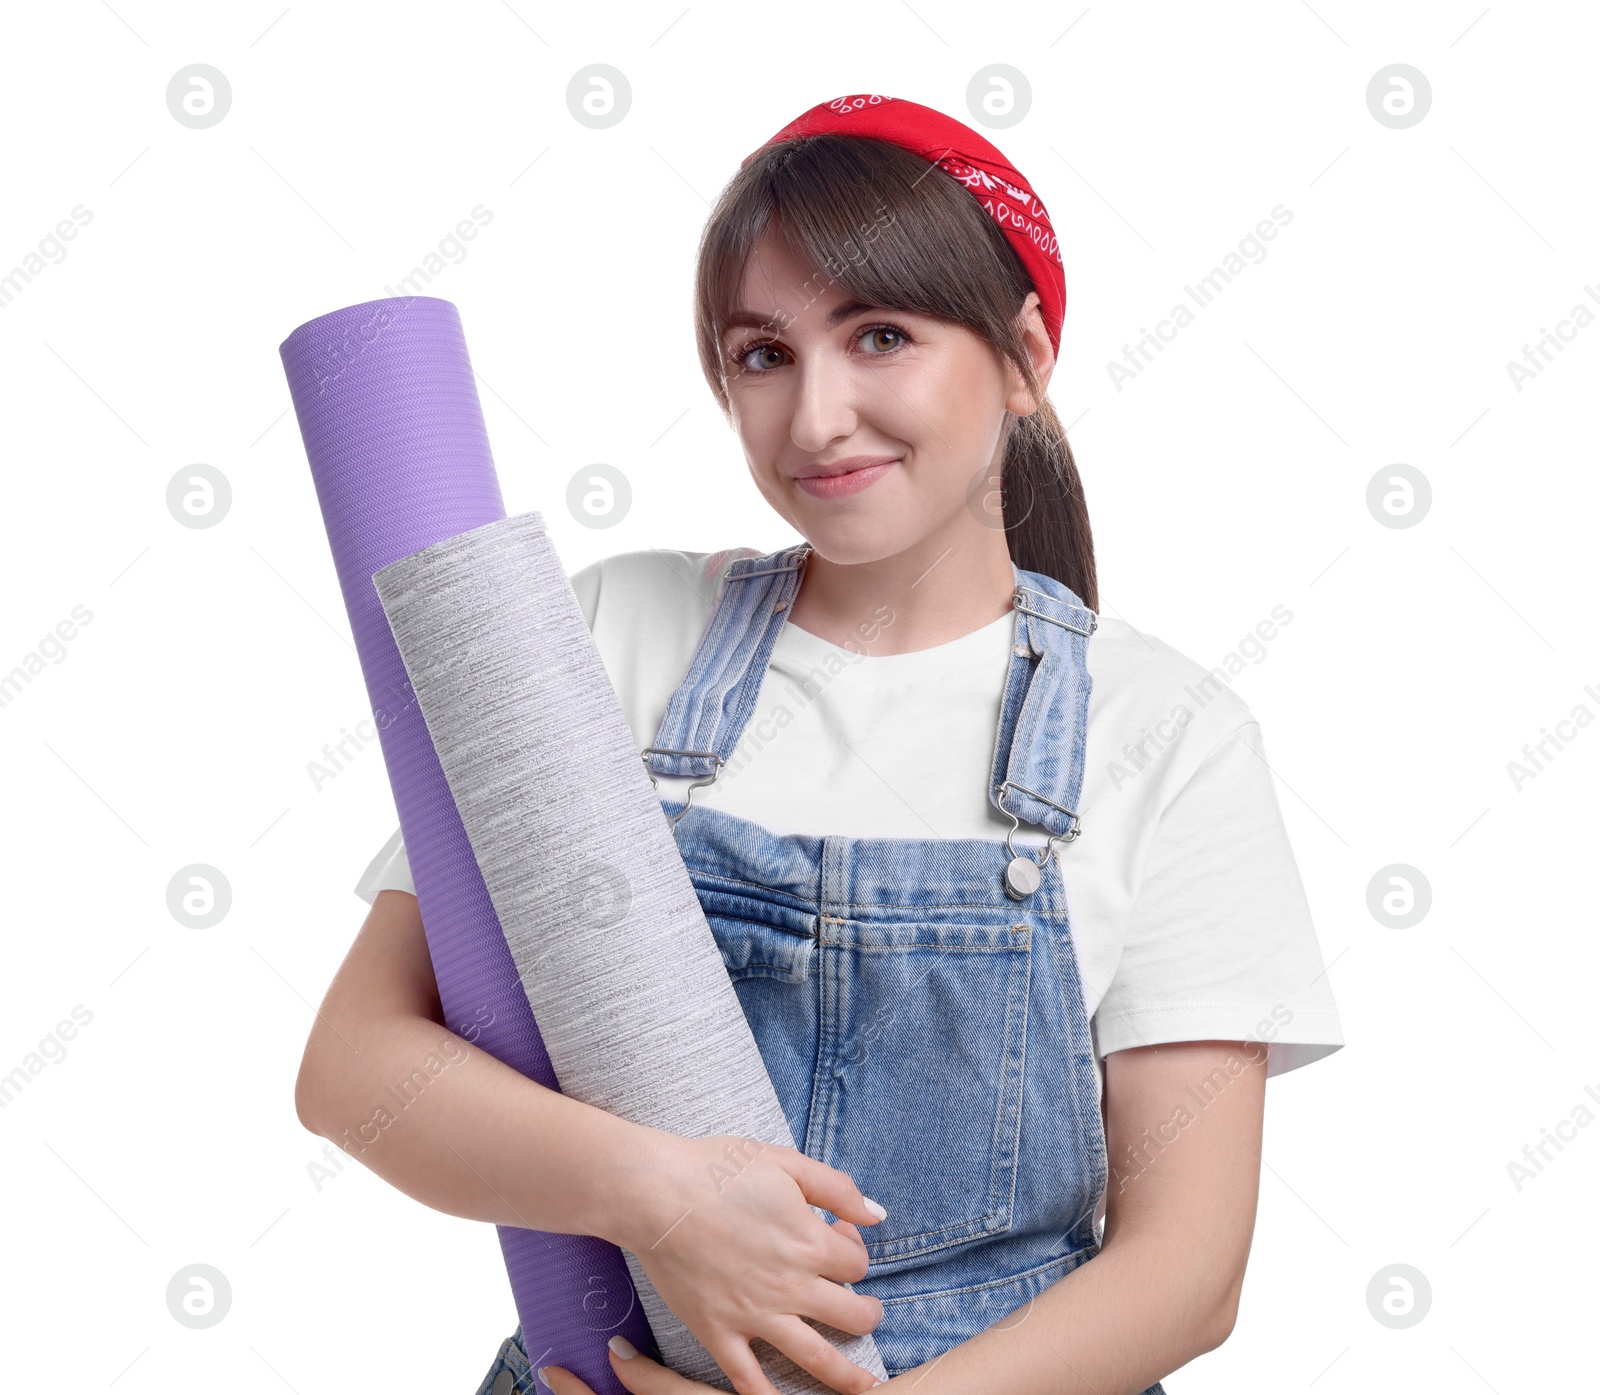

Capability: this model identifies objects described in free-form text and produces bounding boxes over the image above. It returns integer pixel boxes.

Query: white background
[1,1,1593,1390]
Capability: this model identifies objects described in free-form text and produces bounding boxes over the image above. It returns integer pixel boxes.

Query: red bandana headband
[741,93,1065,355]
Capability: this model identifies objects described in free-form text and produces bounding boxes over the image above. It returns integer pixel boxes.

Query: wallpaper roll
[372,510,888,1393]
[279,296,651,1395]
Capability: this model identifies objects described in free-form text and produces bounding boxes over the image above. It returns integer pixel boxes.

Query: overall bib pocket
[697,883,1035,1269]
[817,917,1032,1267]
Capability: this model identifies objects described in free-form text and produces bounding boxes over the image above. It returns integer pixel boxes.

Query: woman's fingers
[829,1218,864,1249]
[539,1366,596,1395]
[602,1341,719,1395]
[543,1343,726,1395]
[535,1313,888,1395]
[797,1275,885,1340]
[812,1215,872,1285]
[776,1148,889,1233]
[751,1314,885,1395]
[704,1335,789,1395]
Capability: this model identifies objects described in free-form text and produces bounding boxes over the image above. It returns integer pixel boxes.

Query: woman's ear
[1004,290,1055,417]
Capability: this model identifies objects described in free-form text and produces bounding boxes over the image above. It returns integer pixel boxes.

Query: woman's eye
[858,325,906,354]
[736,342,785,373]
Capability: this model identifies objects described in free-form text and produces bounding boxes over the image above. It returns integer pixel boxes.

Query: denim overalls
[475,543,1167,1395]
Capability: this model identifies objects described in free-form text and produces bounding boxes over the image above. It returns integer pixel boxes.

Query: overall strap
[987,566,1097,844]
[645,545,1098,858]
[643,543,811,780]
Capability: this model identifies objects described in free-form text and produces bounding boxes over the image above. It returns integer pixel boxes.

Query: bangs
[695,134,1033,381]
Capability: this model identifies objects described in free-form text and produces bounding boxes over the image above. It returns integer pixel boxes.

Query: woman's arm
[889,1038,1266,1395]
[295,890,889,1395]
[294,889,666,1236]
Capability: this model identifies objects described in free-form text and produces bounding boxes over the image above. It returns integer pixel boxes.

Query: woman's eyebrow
[724,300,881,335]
[823,299,880,327]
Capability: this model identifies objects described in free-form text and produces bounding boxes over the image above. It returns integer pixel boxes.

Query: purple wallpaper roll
[280,296,651,1391]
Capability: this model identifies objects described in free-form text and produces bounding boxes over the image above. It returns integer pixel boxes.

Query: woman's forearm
[887,1231,1225,1395]
[296,1008,664,1244]
[890,1038,1265,1395]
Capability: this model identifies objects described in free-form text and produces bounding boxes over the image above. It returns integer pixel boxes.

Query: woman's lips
[793,459,900,498]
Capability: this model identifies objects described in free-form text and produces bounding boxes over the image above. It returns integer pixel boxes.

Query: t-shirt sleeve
[352,556,607,907]
[354,824,414,904]
[1092,720,1345,1079]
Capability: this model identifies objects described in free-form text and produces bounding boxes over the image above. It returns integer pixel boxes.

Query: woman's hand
[607,1133,889,1395]
[539,1332,894,1395]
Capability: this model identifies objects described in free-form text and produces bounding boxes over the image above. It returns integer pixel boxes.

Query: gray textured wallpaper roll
[371,510,886,1393]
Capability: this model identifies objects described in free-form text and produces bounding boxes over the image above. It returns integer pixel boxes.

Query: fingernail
[863,1196,887,1220]
[537,1367,554,1387]
[608,1335,638,1360]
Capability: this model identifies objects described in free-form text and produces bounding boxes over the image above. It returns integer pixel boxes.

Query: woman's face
[720,228,1050,567]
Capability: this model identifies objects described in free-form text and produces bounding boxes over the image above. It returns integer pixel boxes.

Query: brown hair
[692,132,1098,610]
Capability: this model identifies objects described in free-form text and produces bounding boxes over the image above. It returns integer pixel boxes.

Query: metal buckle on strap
[726,560,807,581]
[725,544,811,584]
[1011,586,1097,636]
[642,747,725,830]
[996,777,1083,863]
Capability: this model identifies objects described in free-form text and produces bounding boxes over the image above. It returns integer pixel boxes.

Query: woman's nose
[787,351,861,451]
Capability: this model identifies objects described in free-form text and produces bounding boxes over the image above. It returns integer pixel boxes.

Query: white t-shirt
[356,546,1344,1081]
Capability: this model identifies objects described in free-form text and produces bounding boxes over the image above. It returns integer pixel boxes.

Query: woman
[298,95,1344,1395]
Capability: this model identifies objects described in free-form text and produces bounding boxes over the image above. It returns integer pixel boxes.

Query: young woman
[297,95,1344,1395]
